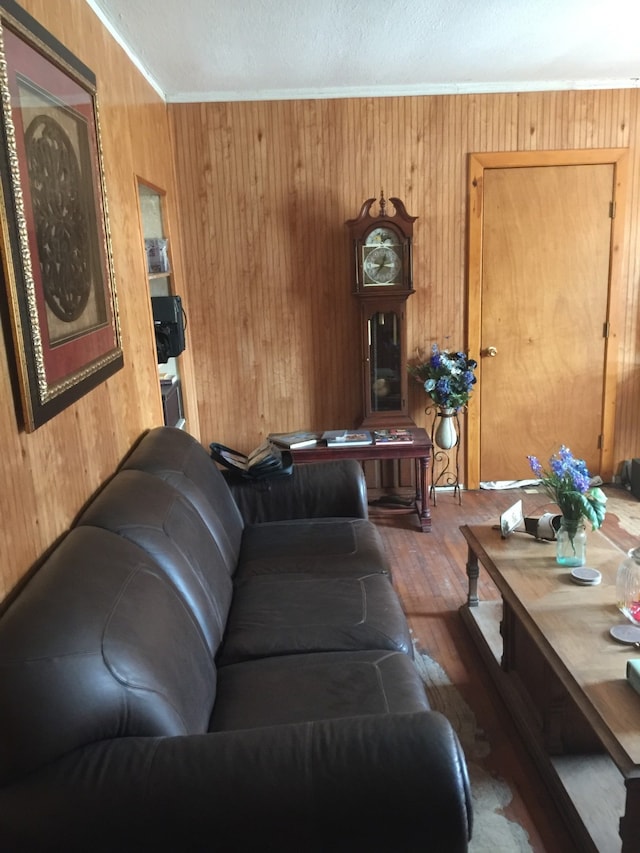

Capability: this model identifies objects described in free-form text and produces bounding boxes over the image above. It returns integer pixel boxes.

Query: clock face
[363,246,401,284]
[362,227,403,286]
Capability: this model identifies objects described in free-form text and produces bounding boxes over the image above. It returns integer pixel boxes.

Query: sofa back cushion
[121,427,244,576]
[77,469,233,658]
[0,526,216,785]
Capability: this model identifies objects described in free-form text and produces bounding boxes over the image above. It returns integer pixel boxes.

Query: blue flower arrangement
[408,344,477,411]
[527,446,606,528]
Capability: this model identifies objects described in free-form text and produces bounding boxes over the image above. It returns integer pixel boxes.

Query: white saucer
[570,567,602,585]
[610,624,640,644]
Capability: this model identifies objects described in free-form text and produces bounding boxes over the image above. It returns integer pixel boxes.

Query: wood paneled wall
[3,3,640,605]
[169,91,640,477]
[0,0,190,601]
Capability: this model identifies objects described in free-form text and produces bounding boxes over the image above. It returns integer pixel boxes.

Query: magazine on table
[322,429,373,447]
[373,428,414,444]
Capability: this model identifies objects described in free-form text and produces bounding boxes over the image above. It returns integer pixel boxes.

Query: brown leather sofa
[0,426,472,852]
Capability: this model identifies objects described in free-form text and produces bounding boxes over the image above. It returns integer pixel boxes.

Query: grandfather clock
[346,192,416,428]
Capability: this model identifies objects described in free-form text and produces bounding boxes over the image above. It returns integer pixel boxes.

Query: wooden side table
[289,428,432,532]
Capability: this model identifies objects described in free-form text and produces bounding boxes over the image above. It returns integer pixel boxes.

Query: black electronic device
[151,295,186,363]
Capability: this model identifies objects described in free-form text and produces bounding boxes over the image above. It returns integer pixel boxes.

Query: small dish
[610,624,640,644]
[570,567,601,585]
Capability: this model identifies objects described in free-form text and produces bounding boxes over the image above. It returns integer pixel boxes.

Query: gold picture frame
[0,0,123,431]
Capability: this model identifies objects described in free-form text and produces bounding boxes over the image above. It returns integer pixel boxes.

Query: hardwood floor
[370,485,639,853]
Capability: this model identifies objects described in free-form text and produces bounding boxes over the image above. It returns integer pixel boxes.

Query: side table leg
[417,455,431,532]
[466,544,479,608]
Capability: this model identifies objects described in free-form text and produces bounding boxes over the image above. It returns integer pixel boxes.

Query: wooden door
[467,150,627,488]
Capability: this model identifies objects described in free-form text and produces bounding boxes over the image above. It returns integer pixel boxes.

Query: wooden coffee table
[459,524,640,853]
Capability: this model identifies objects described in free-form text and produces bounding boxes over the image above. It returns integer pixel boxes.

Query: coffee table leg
[417,455,431,532]
[466,544,479,608]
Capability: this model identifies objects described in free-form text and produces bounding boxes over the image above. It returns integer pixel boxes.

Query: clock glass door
[368,309,402,413]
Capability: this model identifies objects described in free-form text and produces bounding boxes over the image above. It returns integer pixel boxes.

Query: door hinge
[603,321,610,338]
[609,200,616,218]
[597,434,604,450]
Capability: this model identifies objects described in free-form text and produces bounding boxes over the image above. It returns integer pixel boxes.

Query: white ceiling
[87,0,640,103]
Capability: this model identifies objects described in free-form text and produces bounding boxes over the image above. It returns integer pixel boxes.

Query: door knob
[481,346,498,357]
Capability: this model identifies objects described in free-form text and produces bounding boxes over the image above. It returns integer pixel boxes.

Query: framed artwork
[0,0,123,431]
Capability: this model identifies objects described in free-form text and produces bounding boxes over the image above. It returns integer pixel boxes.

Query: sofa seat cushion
[236,518,391,579]
[210,650,429,731]
[218,573,412,665]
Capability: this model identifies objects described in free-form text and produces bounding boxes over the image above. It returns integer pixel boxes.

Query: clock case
[346,195,417,428]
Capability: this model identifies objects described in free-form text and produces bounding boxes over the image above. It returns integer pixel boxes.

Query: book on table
[373,428,414,444]
[322,429,373,447]
[268,430,320,449]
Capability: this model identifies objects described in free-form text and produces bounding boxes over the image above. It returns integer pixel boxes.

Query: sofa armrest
[0,711,471,852]
[224,458,369,523]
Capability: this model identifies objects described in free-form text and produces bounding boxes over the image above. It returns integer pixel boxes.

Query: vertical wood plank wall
[2,2,640,605]
[0,0,185,601]
[168,91,640,482]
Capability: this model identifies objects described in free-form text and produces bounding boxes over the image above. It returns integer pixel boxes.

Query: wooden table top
[289,427,431,463]
[461,523,640,774]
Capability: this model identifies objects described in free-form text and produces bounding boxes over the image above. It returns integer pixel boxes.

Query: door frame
[466,149,628,489]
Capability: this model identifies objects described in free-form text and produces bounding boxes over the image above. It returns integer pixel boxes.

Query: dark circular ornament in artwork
[24,114,90,322]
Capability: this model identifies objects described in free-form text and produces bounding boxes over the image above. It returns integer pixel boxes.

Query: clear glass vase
[616,547,640,625]
[555,518,586,567]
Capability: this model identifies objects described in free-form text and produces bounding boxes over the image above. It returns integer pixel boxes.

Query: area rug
[414,650,533,852]
[603,492,640,537]
[484,483,640,539]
